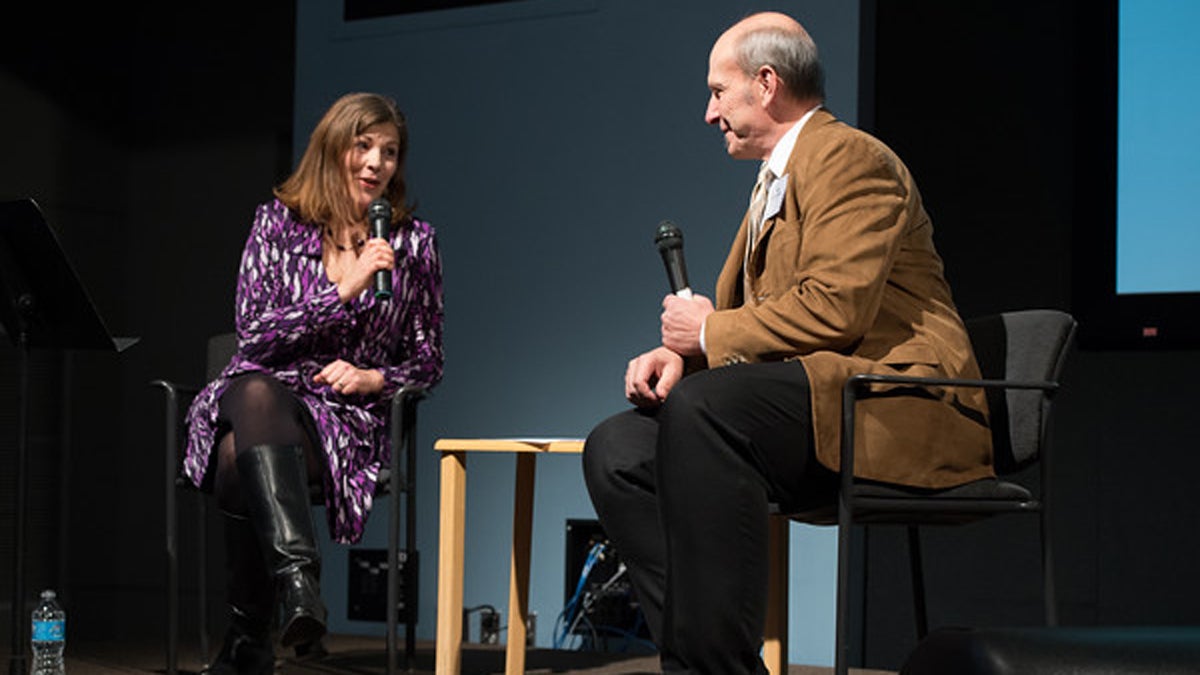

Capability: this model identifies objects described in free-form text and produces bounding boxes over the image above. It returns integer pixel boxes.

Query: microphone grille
[368,198,391,219]
[654,220,683,251]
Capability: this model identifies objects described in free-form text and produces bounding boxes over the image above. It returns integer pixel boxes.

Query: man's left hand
[660,293,715,356]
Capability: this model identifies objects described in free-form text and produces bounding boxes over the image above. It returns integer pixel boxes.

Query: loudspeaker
[347,548,417,623]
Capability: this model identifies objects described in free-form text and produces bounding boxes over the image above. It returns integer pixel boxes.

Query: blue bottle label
[32,620,64,642]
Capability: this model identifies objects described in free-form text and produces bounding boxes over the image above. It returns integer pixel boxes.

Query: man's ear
[756,65,780,107]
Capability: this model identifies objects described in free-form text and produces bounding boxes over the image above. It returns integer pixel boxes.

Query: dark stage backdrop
[0,0,296,654]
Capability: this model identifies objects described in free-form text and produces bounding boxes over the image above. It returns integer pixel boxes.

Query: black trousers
[582,361,838,675]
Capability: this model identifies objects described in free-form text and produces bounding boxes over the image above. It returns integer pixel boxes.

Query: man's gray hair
[735,27,825,102]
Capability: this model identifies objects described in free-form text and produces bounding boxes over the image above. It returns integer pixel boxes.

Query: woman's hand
[337,238,395,303]
[314,359,385,396]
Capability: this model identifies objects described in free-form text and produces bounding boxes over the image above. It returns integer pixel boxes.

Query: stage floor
[2,634,897,674]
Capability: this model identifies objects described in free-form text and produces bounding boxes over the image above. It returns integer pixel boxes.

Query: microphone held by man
[653,220,714,358]
[655,219,692,299]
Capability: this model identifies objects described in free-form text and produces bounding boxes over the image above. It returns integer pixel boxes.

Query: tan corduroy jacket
[703,108,993,488]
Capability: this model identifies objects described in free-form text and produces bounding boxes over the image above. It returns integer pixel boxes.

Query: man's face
[704,38,770,160]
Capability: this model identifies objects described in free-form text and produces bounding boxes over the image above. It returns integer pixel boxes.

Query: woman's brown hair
[274,92,411,228]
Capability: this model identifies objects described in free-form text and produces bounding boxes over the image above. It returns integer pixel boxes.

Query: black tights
[213,373,322,515]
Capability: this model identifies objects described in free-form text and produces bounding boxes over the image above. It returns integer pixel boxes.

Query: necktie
[746,162,774,255]
[744,162,774,296]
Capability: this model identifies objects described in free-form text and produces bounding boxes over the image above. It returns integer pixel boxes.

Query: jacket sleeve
[234,203,354,365]
[377,224,444,397]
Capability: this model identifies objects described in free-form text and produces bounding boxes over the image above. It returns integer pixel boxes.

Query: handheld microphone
[367,198,393,299]
[654,220,692,299]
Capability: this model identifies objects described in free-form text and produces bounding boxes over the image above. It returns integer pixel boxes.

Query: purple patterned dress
[183,198,444,544]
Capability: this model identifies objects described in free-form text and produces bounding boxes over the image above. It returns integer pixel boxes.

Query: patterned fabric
[183,198,444,544]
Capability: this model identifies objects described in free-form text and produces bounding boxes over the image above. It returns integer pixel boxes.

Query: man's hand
[625,346,685,408]
[661,293,715,356]
[314,359,385,396]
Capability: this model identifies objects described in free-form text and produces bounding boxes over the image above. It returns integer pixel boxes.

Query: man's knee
[582,412,630,486]
[582,410,656,493]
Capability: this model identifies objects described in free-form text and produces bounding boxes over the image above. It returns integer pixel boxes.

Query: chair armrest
[152,379,201,437]
[151,380,201,486]
[389,384,429,493]
[845,372,1058,394]
[838,372,1058,486]
[150,379,201,406]
[389,383,429,420]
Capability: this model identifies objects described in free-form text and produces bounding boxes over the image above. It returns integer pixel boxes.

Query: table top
[434,438,584,454]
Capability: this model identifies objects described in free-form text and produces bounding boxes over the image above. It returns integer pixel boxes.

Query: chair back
[965,310,1076,474]
[206,333,236,381]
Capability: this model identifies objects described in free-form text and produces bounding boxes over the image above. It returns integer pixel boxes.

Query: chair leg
[855,526,870,666]
[387,402,401,675]
[1041,509,1058,626]
[160,381,181,675]
[404,398,419,670]
[198,494,210,665]
[906,525,929,641]
[834,503,854,675]
[387,388,421,674]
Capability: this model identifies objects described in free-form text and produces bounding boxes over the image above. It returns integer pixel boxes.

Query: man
[582,11,993,674]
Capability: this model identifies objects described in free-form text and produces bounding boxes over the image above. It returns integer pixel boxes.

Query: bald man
[583,12,992,674]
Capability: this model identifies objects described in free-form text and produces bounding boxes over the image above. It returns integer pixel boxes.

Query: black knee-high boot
[237,444,328,648]
[203,513,275,675]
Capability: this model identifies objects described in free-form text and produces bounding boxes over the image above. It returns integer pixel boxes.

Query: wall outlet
[480,608,500,644]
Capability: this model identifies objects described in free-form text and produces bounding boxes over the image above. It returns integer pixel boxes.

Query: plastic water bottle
[31,589,66,675]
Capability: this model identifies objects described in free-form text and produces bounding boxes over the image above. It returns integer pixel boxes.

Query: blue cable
[554,540,606,648]
[557,541,603,647]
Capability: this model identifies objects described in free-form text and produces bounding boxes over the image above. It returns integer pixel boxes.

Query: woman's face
[344,121,401,215]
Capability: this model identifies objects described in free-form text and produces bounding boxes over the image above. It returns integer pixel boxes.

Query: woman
[183,92,443,674]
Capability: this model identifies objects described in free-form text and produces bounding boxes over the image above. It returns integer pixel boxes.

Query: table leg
[505,453,536,675]
[764,515,789,675]
[436,451,467,675]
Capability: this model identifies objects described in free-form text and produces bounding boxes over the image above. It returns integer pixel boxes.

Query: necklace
[325,226,365,252]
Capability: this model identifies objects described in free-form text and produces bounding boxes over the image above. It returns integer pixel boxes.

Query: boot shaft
[235,444,322,577]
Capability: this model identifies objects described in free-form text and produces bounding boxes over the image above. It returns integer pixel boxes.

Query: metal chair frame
[765,309,1077,675]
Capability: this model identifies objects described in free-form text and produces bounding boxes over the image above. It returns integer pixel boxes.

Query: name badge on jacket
[764,174,787,222]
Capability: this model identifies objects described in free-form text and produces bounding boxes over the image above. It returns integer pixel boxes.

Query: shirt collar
[764,105,820,178]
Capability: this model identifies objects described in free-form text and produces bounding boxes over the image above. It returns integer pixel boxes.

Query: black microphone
[367,198,393,299]
[654,220,692,298]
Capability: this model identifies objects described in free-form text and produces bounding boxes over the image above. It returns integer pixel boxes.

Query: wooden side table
[434,438,585,675]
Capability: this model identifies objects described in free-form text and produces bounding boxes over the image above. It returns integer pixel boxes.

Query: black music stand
[0,198,138,675]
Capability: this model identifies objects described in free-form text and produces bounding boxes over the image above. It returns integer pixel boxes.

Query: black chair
[762,309,1078,675]
[152,333,425,675]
